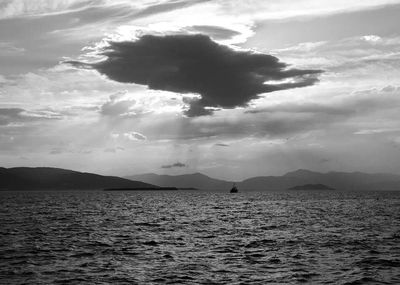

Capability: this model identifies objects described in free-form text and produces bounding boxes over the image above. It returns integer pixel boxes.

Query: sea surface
[0,190,399,284]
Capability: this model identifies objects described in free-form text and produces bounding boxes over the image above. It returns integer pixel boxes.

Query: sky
[1,0,400,180]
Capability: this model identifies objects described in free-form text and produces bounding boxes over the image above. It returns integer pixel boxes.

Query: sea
[0,190,399,284]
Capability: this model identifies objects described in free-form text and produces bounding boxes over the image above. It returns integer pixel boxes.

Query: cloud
[100,92,137,116]
[354,128,400,135]
[215,143,229,147]
[0,108,62,125]
[184,25,241,40]
[161,162,187,168]
[215,0,400,20]
[244,102,352,115]
[274,35,400,74]
[99,90,185,117]
[68,34,322,116]
[167,85,400,139]
[0,0,96,19]
[0,42,25,55]
[123,131,147,141]
[132,0,211,19]
[104,146,125,153]
[49,147,92,155]
[49,148,64,155]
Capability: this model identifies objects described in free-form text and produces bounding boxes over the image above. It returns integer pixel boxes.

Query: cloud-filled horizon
[1,0,400,180]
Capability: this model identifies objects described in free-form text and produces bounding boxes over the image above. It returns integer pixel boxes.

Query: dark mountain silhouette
[0,167,156,190]
[2,167,400,191]
[239,169,400,190]
[288,184,335,190]
[125,172,232,190]
[127,169,400,191]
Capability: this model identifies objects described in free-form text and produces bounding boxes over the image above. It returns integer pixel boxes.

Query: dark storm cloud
[161,162,187,168]
[68,34,322,116]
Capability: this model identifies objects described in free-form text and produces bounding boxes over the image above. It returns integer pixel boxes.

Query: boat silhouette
[230,183,238,193]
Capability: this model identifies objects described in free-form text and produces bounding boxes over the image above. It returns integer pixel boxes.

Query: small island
[288,184,335,190]
[104,187,199,191]
[104,187,179,191]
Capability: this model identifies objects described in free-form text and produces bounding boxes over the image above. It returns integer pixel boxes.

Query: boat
[230,183,238,193]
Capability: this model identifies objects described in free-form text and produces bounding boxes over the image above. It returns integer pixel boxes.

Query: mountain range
[0,167,156,190]
[125,173,231,190]
[1,167,400,191]
[127,169,400,191]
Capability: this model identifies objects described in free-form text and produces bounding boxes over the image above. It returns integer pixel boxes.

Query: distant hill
[125,172,232,190]
[288,184,335,190]
[0,167,157,191]
[127,169,400,191]
[238,169,400,191]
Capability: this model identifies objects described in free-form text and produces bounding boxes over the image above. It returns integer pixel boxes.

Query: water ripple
[0,190,399,284]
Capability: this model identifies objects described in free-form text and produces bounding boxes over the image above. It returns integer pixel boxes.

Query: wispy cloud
[161,162,187,168]
[0,108,63,126]
[0,42,25,55]
[123,131,147,141]
[215,143,229,147]
[354,128,400,135]
[0,0,97,19]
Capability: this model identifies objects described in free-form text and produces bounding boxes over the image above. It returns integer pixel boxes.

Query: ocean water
[0,190,399,284]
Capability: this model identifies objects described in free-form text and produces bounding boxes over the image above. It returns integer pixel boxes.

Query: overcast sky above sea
[1,0,400,180]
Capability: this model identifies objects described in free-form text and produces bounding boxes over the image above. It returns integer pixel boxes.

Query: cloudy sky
[1,0,400,180]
